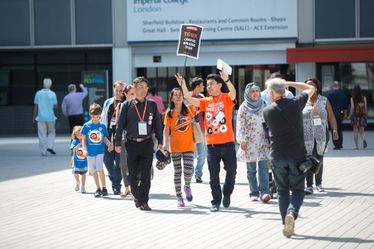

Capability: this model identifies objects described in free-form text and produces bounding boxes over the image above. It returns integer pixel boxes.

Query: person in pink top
[147,87,165,117]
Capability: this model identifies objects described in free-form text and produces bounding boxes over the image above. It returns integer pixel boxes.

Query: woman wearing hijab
[236,83,271,203]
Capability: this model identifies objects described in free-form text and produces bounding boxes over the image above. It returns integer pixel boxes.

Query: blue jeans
[246,160,269,197]
[207,142,237,206]
[104,148,122,191]
[194,136,206,178]
[272,159,305,224]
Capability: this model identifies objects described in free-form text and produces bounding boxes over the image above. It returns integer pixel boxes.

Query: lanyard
[112,100,118,118]
[133,100,147,122]
[310,98,318,113]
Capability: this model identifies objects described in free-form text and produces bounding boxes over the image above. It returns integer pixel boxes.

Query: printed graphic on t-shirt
[88,129,103,143]
[205,102,228,135]
[76,148,86,159]
[174,114,192,132]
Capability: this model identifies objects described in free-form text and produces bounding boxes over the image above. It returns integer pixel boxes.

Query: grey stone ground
[0,131,373,249]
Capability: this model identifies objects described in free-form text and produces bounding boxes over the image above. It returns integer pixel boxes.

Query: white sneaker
[75,182,80,191]
[81,186,86,193]
[250,196,259,202]
[316,185,324,192]
[283,213,295,238]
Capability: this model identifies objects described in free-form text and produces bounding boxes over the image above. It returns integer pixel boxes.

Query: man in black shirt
[327,81,348,149]
[263,78,315,238]
[115,77,163,211]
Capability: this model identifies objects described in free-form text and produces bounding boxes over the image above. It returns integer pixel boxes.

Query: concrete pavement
[0,131,373,249]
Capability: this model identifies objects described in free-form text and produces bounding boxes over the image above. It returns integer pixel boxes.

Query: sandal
[121,187,130,198]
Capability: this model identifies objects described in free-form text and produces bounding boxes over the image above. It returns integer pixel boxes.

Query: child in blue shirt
[70,125,88,193]
[82,103,113,198]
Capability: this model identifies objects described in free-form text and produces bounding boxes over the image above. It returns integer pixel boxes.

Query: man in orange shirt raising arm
[176,71,237,212]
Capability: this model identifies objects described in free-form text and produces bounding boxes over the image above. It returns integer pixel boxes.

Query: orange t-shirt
[200,93,235,145]
[164,105,196,153]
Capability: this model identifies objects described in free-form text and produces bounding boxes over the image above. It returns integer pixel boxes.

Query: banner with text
[177,24,203,59]
[127,0,297,42]
[81,70,108,121]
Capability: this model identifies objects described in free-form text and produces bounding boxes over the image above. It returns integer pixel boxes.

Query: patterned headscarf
[243,82,264,114]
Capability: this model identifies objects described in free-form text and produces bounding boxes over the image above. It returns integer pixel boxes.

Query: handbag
[298,155,321,173]
[188,106,204,143]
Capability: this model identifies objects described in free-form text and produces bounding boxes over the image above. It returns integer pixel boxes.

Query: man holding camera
[263,78,315,238]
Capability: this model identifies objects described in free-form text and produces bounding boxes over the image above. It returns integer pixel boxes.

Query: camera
[298,156,321,173]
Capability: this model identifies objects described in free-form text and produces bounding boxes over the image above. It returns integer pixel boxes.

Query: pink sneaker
[177,195,185,207]
[261,194,271,203]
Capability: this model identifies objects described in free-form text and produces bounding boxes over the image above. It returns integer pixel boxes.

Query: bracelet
[225,79,230,83]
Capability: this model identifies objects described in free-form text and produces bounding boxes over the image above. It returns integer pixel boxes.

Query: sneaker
[195,176,203,183]
[177,195,185,207]
[113,189,121,195]
[316,185,324,192]
[363,140,367,148]
[94,188,102,198]
[261,194,271,203]
[101,187,108,196]
[305,186,314,195]
[223,195,231,208]
[210,204,220,212]
[81,186,86,193]
[139,203,152,211]
[283,213,295,238]
[75,182,80,191]
[184,186,193,202]
[250,196,259,202]
[47,148,56,155]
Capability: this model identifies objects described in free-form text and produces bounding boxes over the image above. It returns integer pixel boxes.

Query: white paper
[217,59,232,76]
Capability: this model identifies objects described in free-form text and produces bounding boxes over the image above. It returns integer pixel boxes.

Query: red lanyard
[133,100,147,121]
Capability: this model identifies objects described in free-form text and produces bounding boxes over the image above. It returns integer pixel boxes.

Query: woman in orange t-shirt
[163,88,195,207]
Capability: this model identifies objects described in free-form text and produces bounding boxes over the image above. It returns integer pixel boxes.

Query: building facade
[0,0,373,134]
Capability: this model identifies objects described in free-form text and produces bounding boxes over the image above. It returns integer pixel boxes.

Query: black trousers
[68,114,84,133]
[125,138,154,204]
[332,112,344,148]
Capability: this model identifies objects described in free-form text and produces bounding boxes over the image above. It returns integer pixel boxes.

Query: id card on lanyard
[134,100,148,136]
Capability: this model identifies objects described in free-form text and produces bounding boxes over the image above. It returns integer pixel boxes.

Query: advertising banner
[127,0,297,42]
[177,24,203,59]
[81,70,108,121]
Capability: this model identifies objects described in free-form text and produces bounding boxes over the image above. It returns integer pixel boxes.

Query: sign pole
[183,56,188,78]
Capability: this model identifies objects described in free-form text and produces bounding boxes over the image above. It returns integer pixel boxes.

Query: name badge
[138,122,147,135]
[312,115,322,126]
[215,111,225,122]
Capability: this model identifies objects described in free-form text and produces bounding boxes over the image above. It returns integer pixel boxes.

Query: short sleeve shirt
[34,89,57,122]
[263,93,308,160]
[70,138,88,169]
[164,105,196,153]
[199,93,235,145]
[81,120,109,157]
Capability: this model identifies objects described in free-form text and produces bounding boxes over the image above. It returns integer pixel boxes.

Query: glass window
[360,0,374,37]
[317,62,374,120]
[34,0,71,45]
[0,0,30,46]
[315,0,355,39]
[75,0,112,44]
